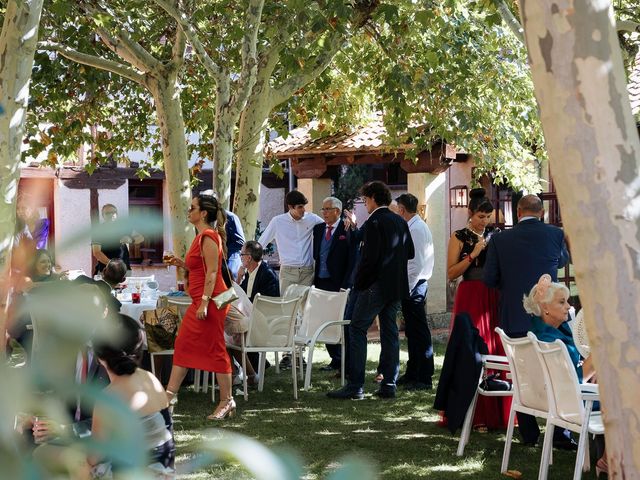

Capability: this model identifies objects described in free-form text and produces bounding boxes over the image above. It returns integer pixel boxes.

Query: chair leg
[573,431,588,480]
[211,372,215,403]
[501,407,517,473]
[202,372,209,394]
[274,352,280,374]
[194,369,201,392]
[456,390,479,456]
[258,353,266,392]
[291,350,298,400]
[304,344,315,390]
[538,422,554,480]
[298,348,304,380]
[150,353,157,378]
[340,339,346,387]
[241,348,248,402]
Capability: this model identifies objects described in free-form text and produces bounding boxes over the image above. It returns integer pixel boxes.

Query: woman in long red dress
[446,188,508,429]
[164,194,235,420]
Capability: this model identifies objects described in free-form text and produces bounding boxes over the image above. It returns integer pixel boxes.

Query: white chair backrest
[529,332,585,425]
[167,298,190,319]
[298,286,350,343]
[246,294,300,348]
[283,283,310,330]
[496,327,548,413]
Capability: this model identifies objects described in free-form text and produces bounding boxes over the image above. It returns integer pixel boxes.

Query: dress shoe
[327,386,364,400]
[374,388,396,399]
[320,364,339,372]
[403,381,432,391]
[553,437,578,451]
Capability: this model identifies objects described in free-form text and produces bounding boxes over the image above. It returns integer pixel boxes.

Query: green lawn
[171,341,599,479]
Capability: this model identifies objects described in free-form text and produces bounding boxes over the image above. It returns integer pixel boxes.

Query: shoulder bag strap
[200,230,232,289]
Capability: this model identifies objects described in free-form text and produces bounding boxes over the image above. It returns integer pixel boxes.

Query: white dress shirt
[258,211,323,267]
[407,215,434,291]
[246,261,261,298]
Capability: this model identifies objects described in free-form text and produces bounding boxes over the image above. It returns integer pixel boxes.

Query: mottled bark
[519,0,640,476]
[148,75,193,259]
[0,0,45,352]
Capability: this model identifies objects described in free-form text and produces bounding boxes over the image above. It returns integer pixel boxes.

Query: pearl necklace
[468,226,485,238]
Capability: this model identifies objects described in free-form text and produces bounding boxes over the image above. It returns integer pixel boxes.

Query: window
[128,180,163,264]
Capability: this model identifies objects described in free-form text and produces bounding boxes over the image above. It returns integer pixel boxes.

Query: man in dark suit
[328,181,414,400]
[238,240,279,301]
[73,259,128,314]
[483,194,570,447]
[312,196,355,371]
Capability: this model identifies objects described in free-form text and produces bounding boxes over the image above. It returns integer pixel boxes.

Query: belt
[282,265,313,270]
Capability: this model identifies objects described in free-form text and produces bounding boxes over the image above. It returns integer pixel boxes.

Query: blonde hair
[523,277,570,317]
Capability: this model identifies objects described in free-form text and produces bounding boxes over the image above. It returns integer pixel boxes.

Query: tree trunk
[234,90,271,239]
[148,74,193,260]
[212,82,235,211]
[0,0,45,352]
[519,0,640,475]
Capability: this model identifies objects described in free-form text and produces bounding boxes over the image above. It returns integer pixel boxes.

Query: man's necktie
[325,224,333,241]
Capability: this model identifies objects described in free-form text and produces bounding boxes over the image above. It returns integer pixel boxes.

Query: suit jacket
[312,219,355,291]
[240,261,280,302]
[354,207,415,300]
[73,275,122,313]
[433,313,488,434]
[483,218,569,335]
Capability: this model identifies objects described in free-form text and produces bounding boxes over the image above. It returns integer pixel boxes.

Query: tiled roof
[629,52,640,115]
[269,116,413,157]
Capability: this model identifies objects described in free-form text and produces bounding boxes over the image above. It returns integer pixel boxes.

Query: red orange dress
[173,229,231,374]
[449,227,509,429]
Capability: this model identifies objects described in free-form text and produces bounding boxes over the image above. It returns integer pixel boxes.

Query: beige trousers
[279,265,314,295]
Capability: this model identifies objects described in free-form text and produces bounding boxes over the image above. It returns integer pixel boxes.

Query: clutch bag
[213,287,238,309]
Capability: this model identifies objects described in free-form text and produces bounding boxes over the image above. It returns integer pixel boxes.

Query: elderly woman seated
[524,274,606,474]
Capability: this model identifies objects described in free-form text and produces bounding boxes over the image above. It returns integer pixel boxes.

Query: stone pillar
[296,178,332,215]
[407,172,447,315]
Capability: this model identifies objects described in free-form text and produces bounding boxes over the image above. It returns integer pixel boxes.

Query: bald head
[517,194,543,218]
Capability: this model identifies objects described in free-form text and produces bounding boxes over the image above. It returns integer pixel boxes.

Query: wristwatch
[201,295,211,302]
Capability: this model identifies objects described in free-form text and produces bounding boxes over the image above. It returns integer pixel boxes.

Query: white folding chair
[493,328,550,471]
[228,294,301,400]
[456,353,512,456]
[294,286,350,390]
[529,332,603,480]
[282,283,310,374]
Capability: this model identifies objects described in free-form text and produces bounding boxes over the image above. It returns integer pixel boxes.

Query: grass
[171,341,599,479]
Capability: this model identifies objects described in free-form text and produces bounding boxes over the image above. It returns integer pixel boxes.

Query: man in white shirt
[395,193,435,390]
[258,190,323,293]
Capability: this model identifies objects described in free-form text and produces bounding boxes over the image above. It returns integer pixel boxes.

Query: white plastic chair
[294,286,350,390]
[529,332,603,480]
[228,294,301,400]
[456,353,512,456]
[282,283,311,375]
[493,328,550,470]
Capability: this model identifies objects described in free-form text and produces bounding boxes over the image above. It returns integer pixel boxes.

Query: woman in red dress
[164,194,235,420]
[446,188,508,429]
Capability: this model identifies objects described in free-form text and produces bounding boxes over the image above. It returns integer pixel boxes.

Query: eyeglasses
[320,207,339,212]
[239,253,251,256]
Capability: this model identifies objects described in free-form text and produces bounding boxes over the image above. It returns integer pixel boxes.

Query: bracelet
[468,255,474,263]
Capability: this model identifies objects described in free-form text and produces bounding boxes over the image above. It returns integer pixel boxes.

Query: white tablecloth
[120,299,158,323]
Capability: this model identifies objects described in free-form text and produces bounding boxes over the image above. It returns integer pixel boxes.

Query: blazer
[433,313,488,434]
[312,219,355,290]
[73,275,122,313]
[353,207,415,300]
[483,218,569,335]
[240,261,280,302]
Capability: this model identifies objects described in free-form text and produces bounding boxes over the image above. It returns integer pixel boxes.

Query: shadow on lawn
[172,341,593,479]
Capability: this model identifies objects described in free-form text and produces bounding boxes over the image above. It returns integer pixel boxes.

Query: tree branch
[39,41,146,85]
[270,30,344,108]
[494,0,524,43]
[80,2,161,73]
[617,20,640,33]
[228,0,265,118]
[153,0,225,82]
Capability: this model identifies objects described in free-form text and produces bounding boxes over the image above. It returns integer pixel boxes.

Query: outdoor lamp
[449,185,469,208]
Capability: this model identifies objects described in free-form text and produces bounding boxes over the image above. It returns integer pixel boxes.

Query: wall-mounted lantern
[449,185,469,208]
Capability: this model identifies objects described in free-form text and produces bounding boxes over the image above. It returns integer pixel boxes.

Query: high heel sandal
[207,397,236,421]
[596,457,608,478]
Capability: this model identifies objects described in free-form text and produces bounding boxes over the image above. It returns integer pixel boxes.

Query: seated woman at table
[524,274,607,474]
[89,313,175,478]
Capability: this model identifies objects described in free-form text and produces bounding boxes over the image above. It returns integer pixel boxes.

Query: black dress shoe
[374,388,396,399]
[553,438,579,451]
[320,364,339,372]
[327,386,364,400]
[403,381,432,391]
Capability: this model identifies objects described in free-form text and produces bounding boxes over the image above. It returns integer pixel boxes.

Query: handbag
[479,372,512,392]
[201,230,238,310]
[143,306,180,352]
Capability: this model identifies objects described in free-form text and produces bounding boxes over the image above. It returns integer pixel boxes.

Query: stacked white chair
[529,332,603,480]
[294,286,350,390]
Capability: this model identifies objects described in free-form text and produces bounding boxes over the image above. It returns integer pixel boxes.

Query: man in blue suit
[312,196,355,371]
[483,194,570,447]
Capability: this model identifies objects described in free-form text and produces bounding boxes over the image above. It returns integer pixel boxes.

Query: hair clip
[534,274,552,303]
